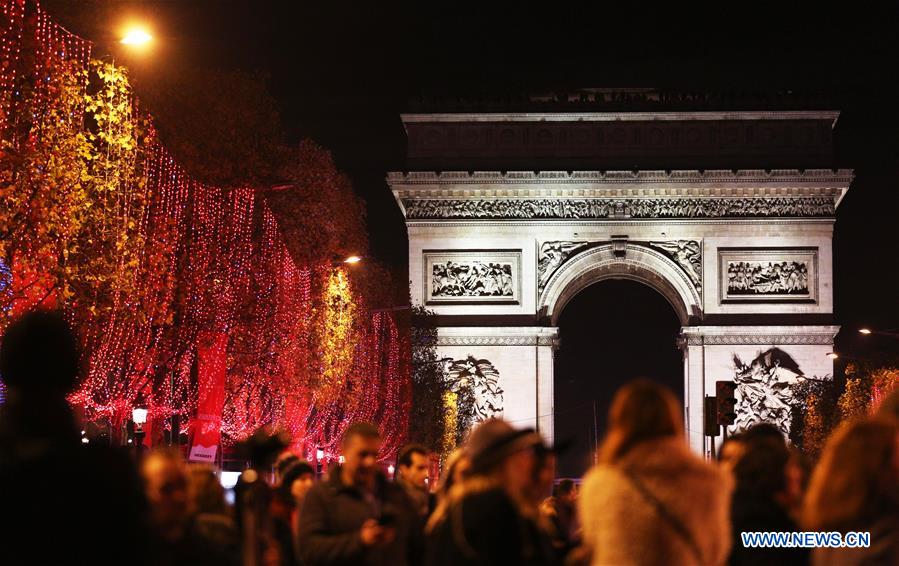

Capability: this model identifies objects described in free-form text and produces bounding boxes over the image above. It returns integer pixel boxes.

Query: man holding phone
[297,422,420,565]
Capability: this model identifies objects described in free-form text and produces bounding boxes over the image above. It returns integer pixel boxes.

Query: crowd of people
[1,310,898,565]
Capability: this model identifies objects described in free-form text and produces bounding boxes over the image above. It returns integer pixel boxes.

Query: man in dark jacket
[297,422,420,566]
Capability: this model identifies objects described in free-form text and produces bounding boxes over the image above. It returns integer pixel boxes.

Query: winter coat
[425,479,559,566]
[296,466,421,566]
[812,516,899,566]
[579,437,733,566]
[729,492,808,566]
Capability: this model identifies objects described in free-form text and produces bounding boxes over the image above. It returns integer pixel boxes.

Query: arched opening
[554,279,683,478]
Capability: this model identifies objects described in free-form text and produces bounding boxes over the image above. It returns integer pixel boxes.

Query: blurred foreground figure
[728,425,808,566]
[142,450,239,566]
[803,418,899,565]
[579,379,732,565]
[270,459,314,565]
[541,478,580,558]
[425,419,558,566]
[0,311,149,565]
[297,422,420,565]
[435,447,470,504]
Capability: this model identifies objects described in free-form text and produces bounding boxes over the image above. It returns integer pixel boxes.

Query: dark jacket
[426,485,557,566]
[297,466,419,566]
[729,492,809,566]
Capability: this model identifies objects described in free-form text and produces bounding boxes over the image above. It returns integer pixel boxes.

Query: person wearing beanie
[425,418,558,566]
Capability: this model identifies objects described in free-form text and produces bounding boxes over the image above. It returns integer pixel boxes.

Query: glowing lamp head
[859,328,872,335]
[387,464,395,475]
[343,255,362,265]
[316,448,324,461]
[338,455,346,464]
[132,407,148,425]
[120,27,152,47]
[826,352,839,360]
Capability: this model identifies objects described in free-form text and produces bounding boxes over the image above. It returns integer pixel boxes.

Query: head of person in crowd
[341,422,381,490]
[555,479,578,507]
[279,459,315,507]
[742,422,784,443]
[529,447,556,504]
[437,447,471,501]
[274,451,300,486]
[718,431,746,472]
[803,418,899,531]
[0,310,81,402]
[465,419,545,500]
[142,449,190,541]
[187,464,229,517]
[396,443,430,490]
[732,433,794,504]
[598,379,682,464]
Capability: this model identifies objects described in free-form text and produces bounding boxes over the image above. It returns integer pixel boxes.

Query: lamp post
[132,406,148,458]
[120,26,153,48]
[316,447,324,477]
[859,328,899,339]
[331,255,363,267]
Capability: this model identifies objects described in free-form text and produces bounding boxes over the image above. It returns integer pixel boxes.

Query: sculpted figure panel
[403,197,835,219]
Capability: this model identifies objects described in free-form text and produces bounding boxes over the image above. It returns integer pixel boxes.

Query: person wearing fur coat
[579,380,733,566]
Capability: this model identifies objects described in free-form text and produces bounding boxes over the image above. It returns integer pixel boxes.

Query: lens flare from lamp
[120,27,152,46]
[132,407,148,425]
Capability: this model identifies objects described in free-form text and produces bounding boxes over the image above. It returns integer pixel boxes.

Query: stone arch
[540,243,702,326]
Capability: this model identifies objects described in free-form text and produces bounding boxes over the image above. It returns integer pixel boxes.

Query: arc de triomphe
[390,107,851,452]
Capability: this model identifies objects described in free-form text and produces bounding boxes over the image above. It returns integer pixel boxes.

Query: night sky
[48,1,899,472]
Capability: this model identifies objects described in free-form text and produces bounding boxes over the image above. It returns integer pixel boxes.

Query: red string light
[1,0,411,456]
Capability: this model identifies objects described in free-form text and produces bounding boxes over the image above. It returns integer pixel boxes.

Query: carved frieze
[425,250,521,305]
[719,248,818,304]
[537,241,593,291]
[537,239,702,296]
[403,197,835,220]
[647,241,702,289]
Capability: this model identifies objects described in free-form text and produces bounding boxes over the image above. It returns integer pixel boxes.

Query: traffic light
[716,380,737,425]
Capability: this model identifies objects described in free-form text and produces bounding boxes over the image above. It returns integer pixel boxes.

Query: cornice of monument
[389,170,853,216]
[388,169,853,190]
[401,111,840,125]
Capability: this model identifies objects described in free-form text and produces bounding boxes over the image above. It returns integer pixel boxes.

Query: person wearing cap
[425,418,558,566]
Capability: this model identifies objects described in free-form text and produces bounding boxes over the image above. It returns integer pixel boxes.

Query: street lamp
[826,352,839,360]
[315,447,324,477]
[132,406,148,456]
[120,26,153,48]
[858,327,899,339]
[331,255,363,267]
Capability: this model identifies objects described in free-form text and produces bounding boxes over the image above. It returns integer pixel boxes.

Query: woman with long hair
[579,379,732,565]
[426,419,557,566]
[802,418,899,565]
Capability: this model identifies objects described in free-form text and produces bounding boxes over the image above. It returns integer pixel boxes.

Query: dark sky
[48,1,899,463]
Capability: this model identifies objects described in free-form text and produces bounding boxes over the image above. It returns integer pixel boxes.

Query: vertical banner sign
[189,332,228,463]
